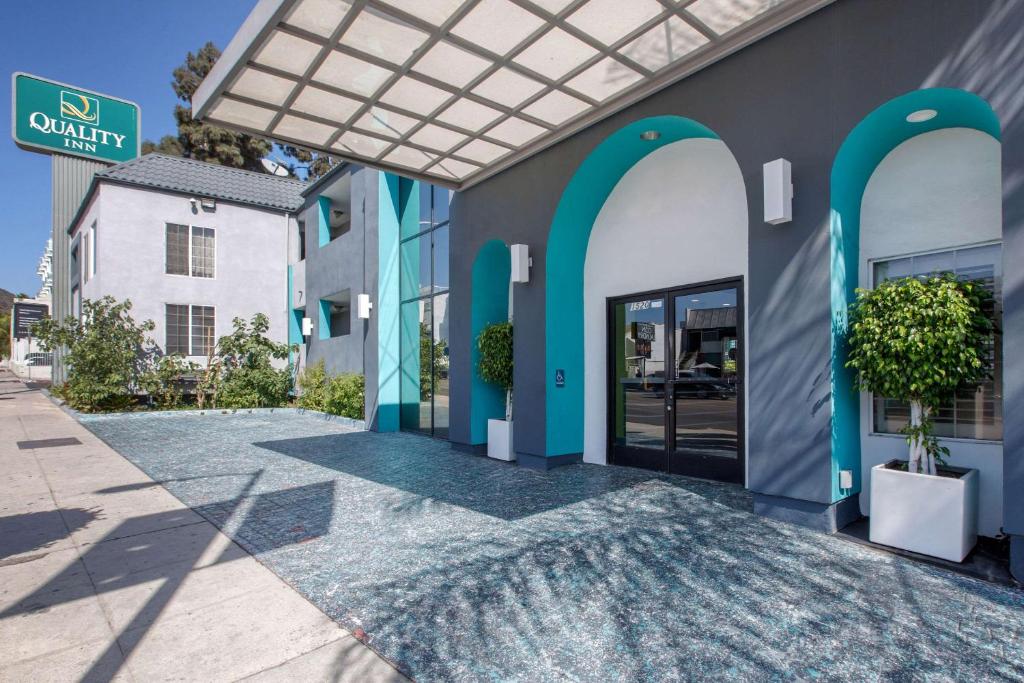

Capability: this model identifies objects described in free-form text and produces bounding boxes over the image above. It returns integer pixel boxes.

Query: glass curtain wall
[399,182,451,438]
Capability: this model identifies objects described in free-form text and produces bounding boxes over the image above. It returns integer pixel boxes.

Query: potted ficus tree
[478,321,514,461]
[846,273,994,561]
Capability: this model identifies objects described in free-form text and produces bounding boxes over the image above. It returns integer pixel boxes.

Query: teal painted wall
[544,115,719,457]
[470,240,511,445]
[317,195,331,248]
[829,88,1000,502]
[317,298,330,340]
[377,173,402,432]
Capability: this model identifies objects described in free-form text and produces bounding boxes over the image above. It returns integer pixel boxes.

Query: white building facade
[67,154,304,360]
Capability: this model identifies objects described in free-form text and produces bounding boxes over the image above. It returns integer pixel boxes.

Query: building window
[166,223,215,278]
[871,243,1002,441]
[166,224,189,275]
[166,304,189,355]
[399,182,451,439]
[81,231,90,284]
[89,222,97,278]
[166,304,215,356]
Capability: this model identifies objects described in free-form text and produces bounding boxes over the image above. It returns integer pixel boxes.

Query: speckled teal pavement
[82,412,1024,682]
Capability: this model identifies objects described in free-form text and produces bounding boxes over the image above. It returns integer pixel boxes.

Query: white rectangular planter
[487,419,514,461]
[869,461,978,562]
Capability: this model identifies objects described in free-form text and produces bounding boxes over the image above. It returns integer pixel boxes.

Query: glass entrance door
[669,286,742,482]
[608,281,743,483]
[609,294,668,471]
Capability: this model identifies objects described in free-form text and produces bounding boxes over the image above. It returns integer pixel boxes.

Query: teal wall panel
[317,195,331,248]
[829,88,1000,502]
[470,240,511,444]
[377,173,402,432]
[544,115,718,457]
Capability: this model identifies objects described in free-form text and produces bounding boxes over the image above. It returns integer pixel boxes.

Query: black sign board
[13,303,48,340]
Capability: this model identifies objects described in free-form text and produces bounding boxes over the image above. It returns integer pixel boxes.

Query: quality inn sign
[12,73,140,164]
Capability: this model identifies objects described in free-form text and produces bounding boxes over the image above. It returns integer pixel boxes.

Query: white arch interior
[858,127,1002,536]
[582,138,749,468]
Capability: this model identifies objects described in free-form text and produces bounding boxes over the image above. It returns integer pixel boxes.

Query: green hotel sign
[12,73,140,164]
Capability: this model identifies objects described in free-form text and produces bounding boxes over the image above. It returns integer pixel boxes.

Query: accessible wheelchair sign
[12,73,140,164]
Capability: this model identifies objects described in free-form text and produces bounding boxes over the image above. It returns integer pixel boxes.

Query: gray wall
[52,155,109,382]
[299,166,381,425]
[449,0,1024,517]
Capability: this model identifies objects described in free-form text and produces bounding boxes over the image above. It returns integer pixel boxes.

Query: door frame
[605,276,745,484]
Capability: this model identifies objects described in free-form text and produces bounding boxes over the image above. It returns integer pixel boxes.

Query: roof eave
[193,0,295,120]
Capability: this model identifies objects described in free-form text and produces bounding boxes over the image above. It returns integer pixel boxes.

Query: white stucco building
[67,154,305,360]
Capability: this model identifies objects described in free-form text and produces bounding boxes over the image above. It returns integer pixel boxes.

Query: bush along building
[67,154,305,365]
[194,0,1024,579]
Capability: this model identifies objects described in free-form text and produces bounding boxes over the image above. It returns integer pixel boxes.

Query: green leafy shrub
[296,359,364,419]
[33,297,156,412]
[140,355,198,409]
[846,274,993,474]
[213,314,294,409]
[477,321,513,420]
[296,359,329,412]
[325,372,365,419]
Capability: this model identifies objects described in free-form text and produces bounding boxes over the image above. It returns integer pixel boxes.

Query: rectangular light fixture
[301,317,314,336]
[357,293,372,319]
[511,244,531,284]
[763,158,793,225]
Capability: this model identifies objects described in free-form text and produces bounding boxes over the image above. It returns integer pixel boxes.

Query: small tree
[33,297,156,412]
[477,322,513,421]
[214,313,294,408]
[846,275,993,475]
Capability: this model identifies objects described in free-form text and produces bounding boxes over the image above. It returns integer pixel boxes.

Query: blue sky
[0,0,257,295]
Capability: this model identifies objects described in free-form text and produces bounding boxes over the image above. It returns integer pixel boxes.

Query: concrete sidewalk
[0,372,405,682]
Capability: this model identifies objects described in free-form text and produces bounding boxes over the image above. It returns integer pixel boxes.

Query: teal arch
[545,115,719,457]
[470,240,511,444]
[829,88,1001,501]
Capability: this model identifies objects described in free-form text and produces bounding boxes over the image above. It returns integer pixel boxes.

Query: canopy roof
[194,0,831,189]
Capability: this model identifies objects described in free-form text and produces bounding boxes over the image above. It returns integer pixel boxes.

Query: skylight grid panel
[286,0,353,37]
[566,0,664,46]
[228,70,297,106]
[274,114,338,147]
[377,0,466,26]
[253,32,322,76]
[451,0,546,57]
[565,57,643,101]
[512,27,600,81]
[314,51,395,97]
[354,107,421,138]
[436,98,504,132]
[413,41,494,89]
[520,89,591,125]
[383,145,437,170]
[471,68,547,108]
[343,8,430,65]
[209,98,278,130]
[687,0,787,35]
[291,86,363,124]
[619,17,709,72]
[333,131,392,158]
[379,78,455,114]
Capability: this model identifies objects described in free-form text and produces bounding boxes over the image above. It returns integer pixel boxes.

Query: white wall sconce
[511,244,532,284]
[357,293,373,319]
[301,317,314,337]
[763,158,793,225]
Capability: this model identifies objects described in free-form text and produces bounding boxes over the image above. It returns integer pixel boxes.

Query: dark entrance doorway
[607,279,744,484]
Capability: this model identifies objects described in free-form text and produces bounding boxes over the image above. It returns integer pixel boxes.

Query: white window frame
[88,221,97,279]
[867,240,1003,444]
[165,223,216,279]
[165,303,217,357]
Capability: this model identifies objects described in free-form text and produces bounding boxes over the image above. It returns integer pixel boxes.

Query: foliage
[478,321,513,421]
[846,274,994,474]
[296,359,329,412]
[33,297,156,412]
[140,355,198,410]
[325,372,365,419]
[418,322,448,401]
[0,310,9,359]
[212,314,294,409]
[296,359,365,419]
[279,144,336,181]
[141,42,271,171]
